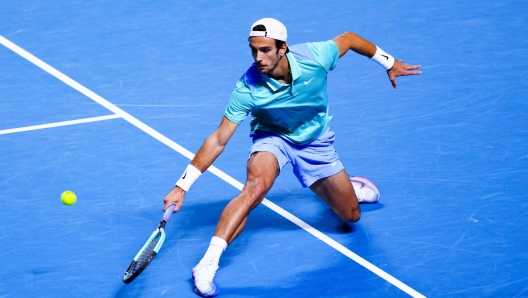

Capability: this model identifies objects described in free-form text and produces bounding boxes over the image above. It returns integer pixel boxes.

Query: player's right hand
[163,186,186,212]
[387,59,421,88]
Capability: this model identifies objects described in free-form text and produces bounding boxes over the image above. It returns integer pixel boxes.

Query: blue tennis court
[1,1,527,297]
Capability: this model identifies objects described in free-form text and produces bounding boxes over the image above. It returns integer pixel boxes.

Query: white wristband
[176,164,202,192]
[370,46,395,70]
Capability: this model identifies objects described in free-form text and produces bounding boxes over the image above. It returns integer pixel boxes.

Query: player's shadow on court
[182,195,303,233]
[216,262,395,297]
[266,188,385,234]
[178,185,385,238]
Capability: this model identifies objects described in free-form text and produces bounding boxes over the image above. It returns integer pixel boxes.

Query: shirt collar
[287,52,302,81]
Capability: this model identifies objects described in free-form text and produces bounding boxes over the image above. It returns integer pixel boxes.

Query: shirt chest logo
[304,77,315,85]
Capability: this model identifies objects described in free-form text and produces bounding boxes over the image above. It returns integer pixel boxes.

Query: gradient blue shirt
[224,40,339,144]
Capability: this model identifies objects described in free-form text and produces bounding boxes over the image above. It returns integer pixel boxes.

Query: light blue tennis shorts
[249,129,344,188]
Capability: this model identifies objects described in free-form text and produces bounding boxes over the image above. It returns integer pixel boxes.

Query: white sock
[199,236,227,267]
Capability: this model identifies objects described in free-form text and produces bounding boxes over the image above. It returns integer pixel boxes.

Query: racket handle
[162,204,176,222]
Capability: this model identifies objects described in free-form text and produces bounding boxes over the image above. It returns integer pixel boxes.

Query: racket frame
[122,205,175,284]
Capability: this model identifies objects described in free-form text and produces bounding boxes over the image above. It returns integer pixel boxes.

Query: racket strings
[123,218,170,284]
[138,234,160,263]
[125,232,161,278]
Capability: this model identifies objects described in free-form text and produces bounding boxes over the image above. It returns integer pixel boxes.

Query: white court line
[0,35,425,298]
[0,114,120,135]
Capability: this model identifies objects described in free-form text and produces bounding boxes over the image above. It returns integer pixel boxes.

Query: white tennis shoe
[192,260,219,297]
[350,176,380,204]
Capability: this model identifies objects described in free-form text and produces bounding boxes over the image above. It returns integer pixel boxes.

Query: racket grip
[162,204,176,222]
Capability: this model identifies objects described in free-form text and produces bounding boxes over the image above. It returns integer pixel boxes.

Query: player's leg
[213,150,279,243]
[284,129,359,222]
[309,169,361,222]
[192,151,279,297]
[226,215,248,244]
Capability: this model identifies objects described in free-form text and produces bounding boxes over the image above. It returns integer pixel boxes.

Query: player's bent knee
[240,181,269,209]
[350,209,361,222]
[340,207,361,223]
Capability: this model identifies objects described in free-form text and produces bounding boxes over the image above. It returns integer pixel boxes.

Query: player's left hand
[388,60,421,88]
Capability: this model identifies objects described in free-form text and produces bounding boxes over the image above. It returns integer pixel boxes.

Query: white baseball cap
[249,18,287,42]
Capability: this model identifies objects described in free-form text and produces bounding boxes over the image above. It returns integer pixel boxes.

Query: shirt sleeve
[306,40,340,72]
[224,77,252,124]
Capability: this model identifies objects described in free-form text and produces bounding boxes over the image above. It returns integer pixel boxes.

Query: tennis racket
[122,204,175,284]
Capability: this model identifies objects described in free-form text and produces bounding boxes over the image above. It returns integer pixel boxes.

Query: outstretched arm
[332,32,421,88]
[163,116,239,212]
[188,116,238,172]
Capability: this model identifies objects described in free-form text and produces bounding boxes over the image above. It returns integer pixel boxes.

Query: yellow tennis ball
[61,191,77,206]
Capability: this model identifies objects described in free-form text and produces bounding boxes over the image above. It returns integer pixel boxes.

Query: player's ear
[280,43,287,55]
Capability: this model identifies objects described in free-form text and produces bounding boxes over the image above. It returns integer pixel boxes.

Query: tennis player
[163,18,421,297]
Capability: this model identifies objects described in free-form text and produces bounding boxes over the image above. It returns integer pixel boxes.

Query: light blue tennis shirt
[224,40,340,144]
